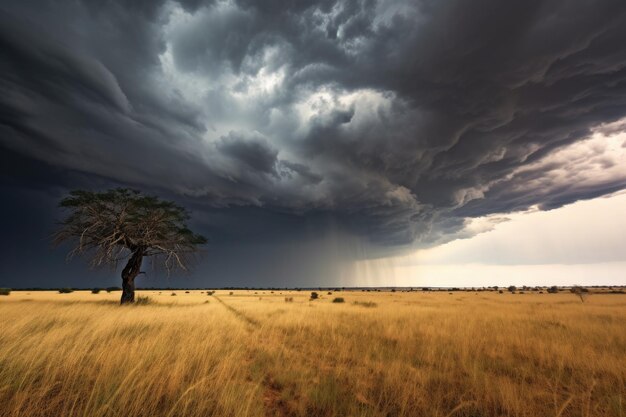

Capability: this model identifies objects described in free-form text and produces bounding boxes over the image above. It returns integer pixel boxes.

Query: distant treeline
[3,285,625,293]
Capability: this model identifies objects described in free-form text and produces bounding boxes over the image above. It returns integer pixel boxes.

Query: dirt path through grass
[213,296,261,328]
[212,296,296,416]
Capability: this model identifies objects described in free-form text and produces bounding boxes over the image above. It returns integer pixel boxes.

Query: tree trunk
[120,248,144,304]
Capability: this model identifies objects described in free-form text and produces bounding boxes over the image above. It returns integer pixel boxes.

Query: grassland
[0,290,625,417]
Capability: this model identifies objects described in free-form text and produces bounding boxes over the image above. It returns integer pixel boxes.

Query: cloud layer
[2,0,626,256]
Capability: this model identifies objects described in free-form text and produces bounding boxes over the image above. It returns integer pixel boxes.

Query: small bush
[507,286,516,292]
[58,288,74,294]
[229,291,234,295]
[498,290,503,294]
[285,297,294,302]
[310,291,319,300]
[327,291,332,295]
[106,287,121,293]
[354,301,377,308]
[171,292,177,296]
[91,288,101,294]
[207,290,215,295]
[135,296,152,305]
[185,291,190,294]
[547,286,559,294]
[332,297,345,303]
[0,288,11,296]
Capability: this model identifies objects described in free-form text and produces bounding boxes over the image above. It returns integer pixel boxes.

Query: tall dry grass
[0,290,625,417]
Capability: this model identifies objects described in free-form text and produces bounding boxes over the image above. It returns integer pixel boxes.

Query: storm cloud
[2,0,626,284]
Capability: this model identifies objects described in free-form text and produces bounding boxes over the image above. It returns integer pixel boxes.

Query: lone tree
[54,188,207,304]
[570,285,589,303]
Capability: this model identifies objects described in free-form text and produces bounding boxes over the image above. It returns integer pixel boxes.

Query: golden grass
[1,290,625,417]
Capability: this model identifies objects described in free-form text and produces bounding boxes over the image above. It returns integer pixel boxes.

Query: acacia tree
[54,188,207,304]
[570,285,589,303]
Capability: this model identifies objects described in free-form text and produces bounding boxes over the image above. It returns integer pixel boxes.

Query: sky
[1,0,626,288]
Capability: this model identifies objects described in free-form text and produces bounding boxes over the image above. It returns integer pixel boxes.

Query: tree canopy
[54,188,206,303]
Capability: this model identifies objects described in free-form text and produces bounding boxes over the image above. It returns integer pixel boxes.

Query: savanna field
[0,290,625,417]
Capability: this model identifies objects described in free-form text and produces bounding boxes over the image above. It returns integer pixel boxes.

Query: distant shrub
[332,297,345,303]
[135,296,152,305]
[570,285,589,303]
[327,291,332,295]
[171,292,177,296]
[106,287,121,293]
[285,297,294,302]
[185,291,190,294]
[547,286,558,294]
[354,301,377,308]
[91,288,101,294]
[0,288,11,296]
[498,290,503,294]
[507,286,516,292]
[207,290,215,295]
[230,291,234,295]
[310,292,319,300]
[58,288,74,294]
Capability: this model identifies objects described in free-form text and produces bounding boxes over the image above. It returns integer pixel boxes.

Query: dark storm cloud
[2,0,626,262]
[217,132,279,176]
